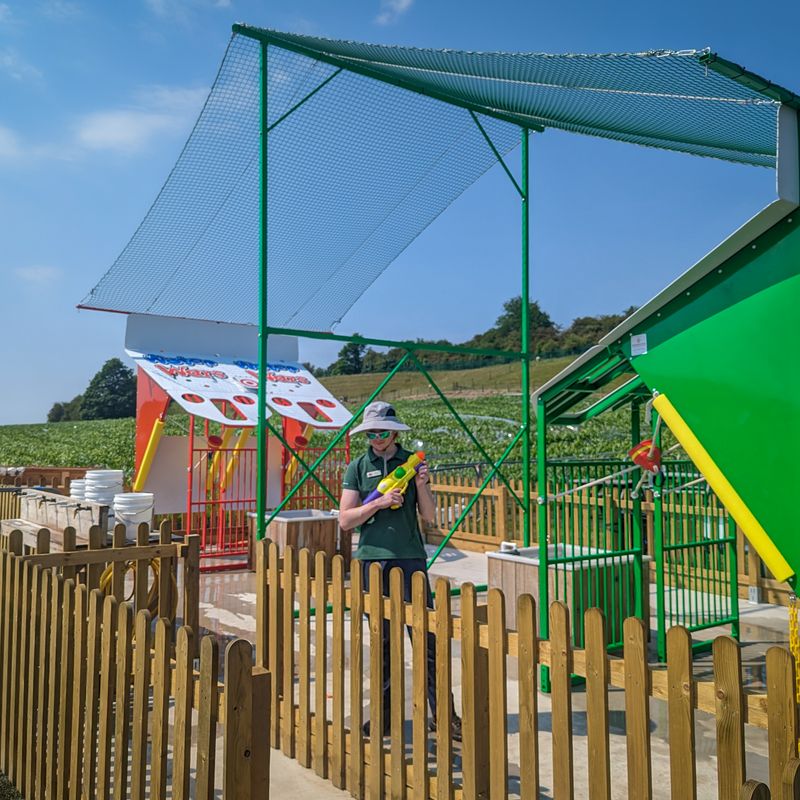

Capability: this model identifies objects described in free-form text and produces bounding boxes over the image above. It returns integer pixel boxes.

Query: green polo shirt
[342,445,427,561]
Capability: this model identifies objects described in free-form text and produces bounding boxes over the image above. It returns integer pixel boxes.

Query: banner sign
[128,350,352,429]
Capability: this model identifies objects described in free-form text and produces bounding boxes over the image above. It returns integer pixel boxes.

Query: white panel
[125,313,298,362]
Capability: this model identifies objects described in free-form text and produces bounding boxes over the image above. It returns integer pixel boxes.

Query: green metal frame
[236,29,537,563]
[535,339,741,669]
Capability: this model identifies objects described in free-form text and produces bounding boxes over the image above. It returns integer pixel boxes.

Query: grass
[0,774,21,800]
[322,357,575,404]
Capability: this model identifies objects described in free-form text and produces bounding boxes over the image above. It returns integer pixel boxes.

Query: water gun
[362,451,425,509]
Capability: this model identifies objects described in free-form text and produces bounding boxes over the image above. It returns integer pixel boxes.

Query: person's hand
[415,462,430,489]
[373,489,404,510]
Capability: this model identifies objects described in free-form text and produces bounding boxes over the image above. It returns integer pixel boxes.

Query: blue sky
[0,0,797,424]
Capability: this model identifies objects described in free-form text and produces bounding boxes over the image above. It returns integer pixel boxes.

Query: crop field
[0,393,645,481]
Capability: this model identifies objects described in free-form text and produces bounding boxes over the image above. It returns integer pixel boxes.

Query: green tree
[80,359,136,420]
[63,394,84,421]
[47,402,65,423]
[466,296,560,355]
[329,336,367,375]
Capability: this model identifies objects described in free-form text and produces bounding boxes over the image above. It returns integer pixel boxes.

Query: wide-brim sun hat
[351,401,411,434]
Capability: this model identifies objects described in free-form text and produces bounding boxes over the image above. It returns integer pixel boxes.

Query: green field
[0,361,643,479]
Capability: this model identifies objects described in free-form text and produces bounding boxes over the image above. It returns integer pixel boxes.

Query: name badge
[366,470,381,478]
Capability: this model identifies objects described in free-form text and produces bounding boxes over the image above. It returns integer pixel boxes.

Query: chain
[789,594,800,755]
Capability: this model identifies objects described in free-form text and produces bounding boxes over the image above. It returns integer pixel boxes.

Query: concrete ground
[197,544,788,799]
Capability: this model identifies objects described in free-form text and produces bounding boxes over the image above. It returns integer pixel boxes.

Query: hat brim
[351,419,411,434]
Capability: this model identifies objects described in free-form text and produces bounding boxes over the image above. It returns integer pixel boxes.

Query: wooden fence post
[488,588,508,800]
[714,636,746,800]
[624,616,652,800]
[767,647,798,797]
[196,636,220,800]
[584,608,610,800]
[550,602,574,800]
[666,626,696,800]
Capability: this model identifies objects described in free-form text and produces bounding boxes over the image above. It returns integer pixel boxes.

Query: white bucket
[113,492,154,541]
[70,480,86,499]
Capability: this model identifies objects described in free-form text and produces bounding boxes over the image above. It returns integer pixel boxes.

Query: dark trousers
[362,558,439,721]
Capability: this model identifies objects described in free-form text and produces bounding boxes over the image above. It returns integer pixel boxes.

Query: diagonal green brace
[427,427,525,568]
[408,352,524,510]
[260,353,412,534]
[469,110,525,199]
[264,418,340,507]
[267,68,343,133]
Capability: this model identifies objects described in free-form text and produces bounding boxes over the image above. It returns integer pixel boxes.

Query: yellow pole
[132,417,164,492]
[653,392,793,583]
[221,427,252,493]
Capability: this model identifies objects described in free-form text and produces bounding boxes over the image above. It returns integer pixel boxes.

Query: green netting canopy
[80,26,794,330]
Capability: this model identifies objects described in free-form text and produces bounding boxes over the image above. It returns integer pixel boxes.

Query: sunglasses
[366,431,392,440]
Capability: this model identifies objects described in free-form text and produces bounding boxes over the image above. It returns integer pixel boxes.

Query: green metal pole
[631,401,644,621]
[536,396,550,692]
[256,42,269,541]
[521,127,531,548]
[728,512,741,640]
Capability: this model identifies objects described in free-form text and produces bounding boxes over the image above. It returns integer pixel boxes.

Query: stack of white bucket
[69,479,86,499]
[84,469,124,504]
[113,493,155,541]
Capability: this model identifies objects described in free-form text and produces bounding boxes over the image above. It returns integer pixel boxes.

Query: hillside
[321,356,574,404]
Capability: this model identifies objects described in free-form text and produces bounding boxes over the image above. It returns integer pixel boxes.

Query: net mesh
[82,28,783,328]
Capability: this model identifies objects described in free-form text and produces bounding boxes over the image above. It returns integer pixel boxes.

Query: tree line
[316,297,636,376]
[47,358,136,422]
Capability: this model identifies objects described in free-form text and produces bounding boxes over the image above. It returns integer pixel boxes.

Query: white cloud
[14,266,62,285]
[0,48,43,82]
[375,0,413,25]
[145,0,231,19]
[39,1,83,19]
[73,85,207,154]
[0,124,22,159]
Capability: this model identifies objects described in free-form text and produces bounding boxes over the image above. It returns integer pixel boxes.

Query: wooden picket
[254,538,800,800]
[0,533,270,799]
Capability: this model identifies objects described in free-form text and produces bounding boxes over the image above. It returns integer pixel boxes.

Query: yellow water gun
[362,451,425,509]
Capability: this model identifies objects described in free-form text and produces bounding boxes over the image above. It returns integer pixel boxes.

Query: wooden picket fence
[255,539,800,800]
[0,530,270,799]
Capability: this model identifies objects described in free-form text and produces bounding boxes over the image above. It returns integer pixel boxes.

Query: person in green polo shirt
[339,400,461,741]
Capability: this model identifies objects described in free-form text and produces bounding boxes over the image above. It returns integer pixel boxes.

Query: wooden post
[766,647,798,797]
[411,571,431,800]
[44,570,63,799]
[151,618,172,799]
[68,583,89,800]
[158,520,174,626]
[666,626,696,800]
[314,550,328,779]
[368,562,385,800]
[184,533,201,658]
[550,602,574,800]
[224,639,257,800]
[112,524,127,601]
[56,579,75,800]
[256,538,269,669]
[130,610,152,800]
[135,522,149,614]
[298,548,312,769]
[267,541,283,749]
[173,627,195,800]
[350,561,365,800]
[331,555,347,789]
[584,608,610,800]
[714,636,746,800]
[196,636,220,800]
[281,545,296,757]
[389,567,406,800]
[488,588,508,800]
[435,577,453,800]
[96,595,118,800]
[623,617,652,800]
[33,568,52,800]
[82,588,104,797]
[461,583,488,800]
[112,603,134,800]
